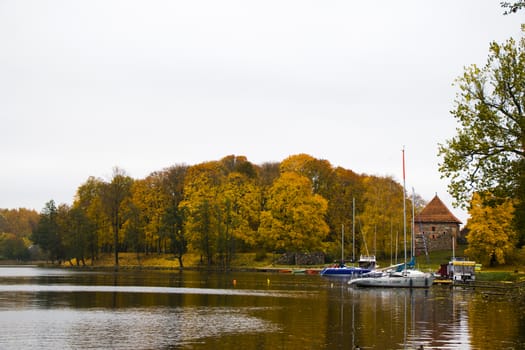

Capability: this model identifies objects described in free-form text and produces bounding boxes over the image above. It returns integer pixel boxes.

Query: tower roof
[415,195,462,224]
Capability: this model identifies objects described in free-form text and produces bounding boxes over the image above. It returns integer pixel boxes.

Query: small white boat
[348,269,434,288]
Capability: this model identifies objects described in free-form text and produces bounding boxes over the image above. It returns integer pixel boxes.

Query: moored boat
[434,258,477,283]
[348,268,434,288]
[347,148,433,289]
[320,255,376,277]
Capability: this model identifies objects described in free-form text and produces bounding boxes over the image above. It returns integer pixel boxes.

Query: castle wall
[415,222,459,255]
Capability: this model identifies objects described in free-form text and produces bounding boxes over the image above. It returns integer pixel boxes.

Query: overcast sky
[1,1,523,224]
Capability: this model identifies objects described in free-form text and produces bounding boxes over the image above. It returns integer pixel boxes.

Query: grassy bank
[64,252,281,270]
[5,246,524,283]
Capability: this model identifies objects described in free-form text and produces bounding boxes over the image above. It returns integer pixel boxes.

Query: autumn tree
[100,167,134,268]
[281,154,362,257]
[181,161,225,265]
[216,172,261,267]
[0,208,39,238]
[159,165,188,267]
[359,176,406,260]
[73,176,107,263]
[438,38,525,246]
[465,193,517,266]
[324,167,365,260]
[220,155,258,179]
[121,198,145,262]
[125,165,189,261]
[257,162,280,187]
[280,154,335,196]
[0,208,39,260]
[0,233,30,260]
[258,172,329,252]
[128,177,167,253]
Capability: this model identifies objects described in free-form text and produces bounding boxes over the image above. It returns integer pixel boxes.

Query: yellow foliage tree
[280,153,334,196]
[128,175,171,253]
[73,176,107,262]
[220,172,261,247]
[465,193,516,266]
[258,172,329,252]
[359,176,405,259]
[325,167,365,259]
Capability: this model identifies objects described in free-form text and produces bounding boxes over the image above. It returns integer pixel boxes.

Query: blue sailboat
[320,255,376,277]
[321,204,377,277]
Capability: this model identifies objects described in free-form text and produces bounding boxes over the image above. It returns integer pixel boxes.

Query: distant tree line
[0,208,39,260]
[10,154,422,267]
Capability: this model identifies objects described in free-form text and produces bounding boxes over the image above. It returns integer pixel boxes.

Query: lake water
[0,266,523,349]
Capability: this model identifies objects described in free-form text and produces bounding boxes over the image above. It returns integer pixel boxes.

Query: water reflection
[338,287,475,349]
[0,267,523,349]
[0,307,279,349]
[0,284,311,298]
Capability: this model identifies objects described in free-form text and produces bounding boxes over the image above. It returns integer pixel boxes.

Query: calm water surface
[0,266,523,349]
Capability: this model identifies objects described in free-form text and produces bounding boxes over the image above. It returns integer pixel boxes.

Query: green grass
[475,271,523,282]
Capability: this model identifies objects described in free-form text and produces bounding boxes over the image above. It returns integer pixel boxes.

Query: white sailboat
[349,148,434,288]
[321,198,377,277]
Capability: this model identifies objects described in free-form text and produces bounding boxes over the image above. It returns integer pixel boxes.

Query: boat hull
[348,271,434,288]
[320,267,371,277]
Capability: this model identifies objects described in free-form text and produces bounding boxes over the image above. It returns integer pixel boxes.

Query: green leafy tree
[54,203,90,266]
[31,200,64,263]
[438,38,525,245]
[465,193,517,266]
[501,1,525,14]
[64,206,93,266]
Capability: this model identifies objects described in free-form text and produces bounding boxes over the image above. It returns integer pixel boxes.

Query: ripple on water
[0,284,311,298]
[0,306,280,349]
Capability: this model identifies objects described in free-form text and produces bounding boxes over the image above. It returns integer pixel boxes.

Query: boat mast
[412,187,416,258]
[341,224,344,264]
[352,197,356,262]
[402,147,407,271]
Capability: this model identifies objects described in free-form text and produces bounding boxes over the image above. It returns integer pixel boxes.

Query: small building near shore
[414,195,462,255]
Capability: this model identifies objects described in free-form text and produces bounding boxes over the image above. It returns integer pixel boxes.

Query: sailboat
[348,148,434,288]
[321,199,376,277]
[320,254,376,277]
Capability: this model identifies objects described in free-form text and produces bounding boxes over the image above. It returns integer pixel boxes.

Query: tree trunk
[114,210,119,269]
